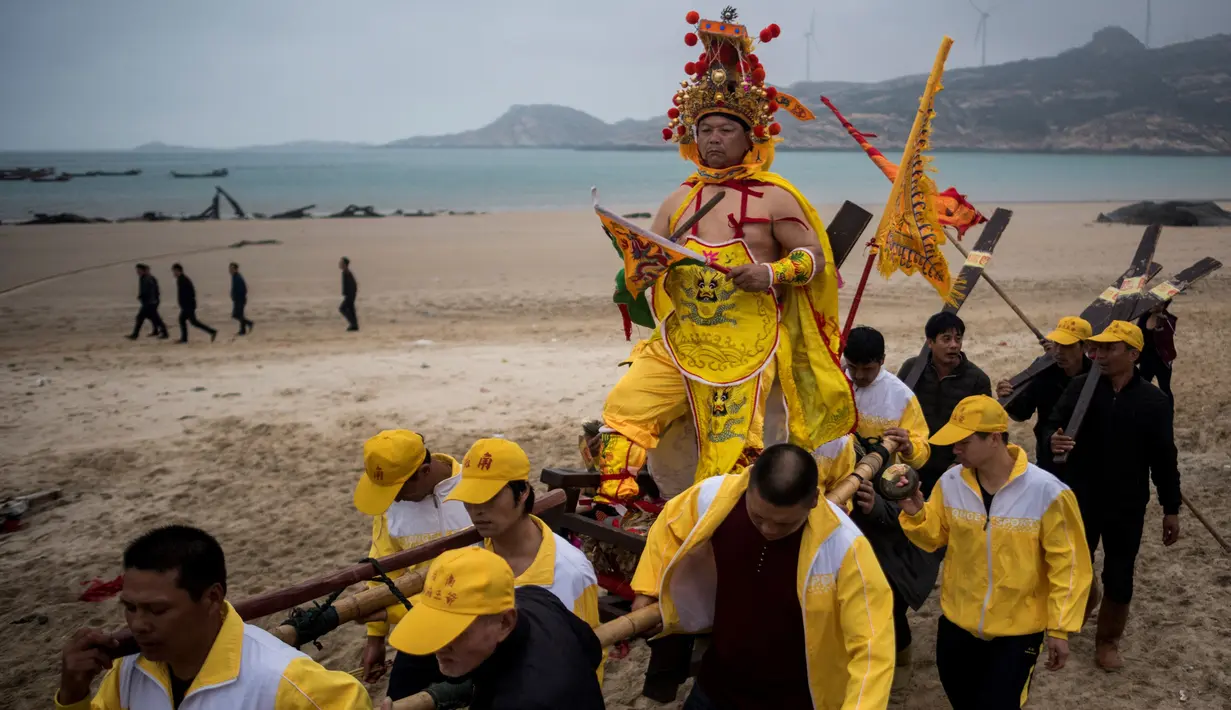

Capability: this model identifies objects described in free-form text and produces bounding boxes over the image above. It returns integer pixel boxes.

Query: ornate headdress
[663,7,814,151]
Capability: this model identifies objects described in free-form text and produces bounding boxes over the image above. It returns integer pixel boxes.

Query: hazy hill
[387,28,1231,155]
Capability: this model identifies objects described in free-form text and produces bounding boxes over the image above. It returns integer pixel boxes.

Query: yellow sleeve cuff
[54,690,92,710]
[1046,630,1068,640]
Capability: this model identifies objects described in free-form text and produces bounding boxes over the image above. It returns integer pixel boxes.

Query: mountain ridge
[387,27,1231,156]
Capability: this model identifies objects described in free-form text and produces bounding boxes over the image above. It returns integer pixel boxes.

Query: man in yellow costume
[595,7,856,503]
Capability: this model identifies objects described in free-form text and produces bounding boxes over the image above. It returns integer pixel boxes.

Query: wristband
[768,248,817,286]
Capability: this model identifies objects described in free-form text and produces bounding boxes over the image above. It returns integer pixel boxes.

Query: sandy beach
[2,203,1230,710]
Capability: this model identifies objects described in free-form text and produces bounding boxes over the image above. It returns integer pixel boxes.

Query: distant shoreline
[4,146,1231,158]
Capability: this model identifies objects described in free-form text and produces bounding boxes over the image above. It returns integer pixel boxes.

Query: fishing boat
[29,172,73,182]
[170,168,228,178]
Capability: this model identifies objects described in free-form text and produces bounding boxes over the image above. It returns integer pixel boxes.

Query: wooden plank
[901,208,1013,389]
[552,512,647,553]
[1127,257,1222,321]
[827,201,875,270]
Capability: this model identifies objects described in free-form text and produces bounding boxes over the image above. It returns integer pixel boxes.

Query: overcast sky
[2,0,1228,150]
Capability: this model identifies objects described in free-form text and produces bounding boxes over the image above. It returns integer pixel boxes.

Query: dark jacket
[230,272,248,303]
[469,585,605,710]
[138,274,160,306]
[897,353,992,491]
[849,491,940,610]
[1005,357,1092,472]
[1137,311,1178,366]
[176,274,197,310]
[1046,371,1180,514]
[342,269,357,299]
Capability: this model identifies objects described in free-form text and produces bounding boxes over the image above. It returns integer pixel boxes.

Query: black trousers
[132,304,166,337]
[1080,499,1147,604]
[232,301,253,332]
[682,681,720,710]
[936,615,1043,710]
[892,587,912,653]
[339,297,358,329]
[178,308,216,342]
[386,651,448,701]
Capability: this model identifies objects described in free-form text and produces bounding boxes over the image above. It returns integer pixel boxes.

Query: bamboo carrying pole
[390,443,905,710]
[105,489,567,658]
[269,569,428,645]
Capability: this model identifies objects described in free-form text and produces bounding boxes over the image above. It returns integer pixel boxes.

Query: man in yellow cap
[896,395,1091,709]
[1048,320,1181,671]
[352,429,472,696]
[444,438,604,679]
[630,442,894,710]
[386,547,604,710]
[997,316,1093,471]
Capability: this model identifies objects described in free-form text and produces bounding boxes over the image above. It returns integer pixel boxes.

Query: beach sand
[2,204,1230,709]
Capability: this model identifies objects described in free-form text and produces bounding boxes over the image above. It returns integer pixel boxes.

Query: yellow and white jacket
[813,434,857,498]
[55,603,370,710]
[898,446,1092,640]
[632,471,894,710]
[366,453,472,637]
[485,515,604,682]
[850,368,931,470]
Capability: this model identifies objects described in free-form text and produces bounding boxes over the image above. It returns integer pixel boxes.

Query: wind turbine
[804,10,817,82]
[970,0,990,67]
[1144,0,1152,48]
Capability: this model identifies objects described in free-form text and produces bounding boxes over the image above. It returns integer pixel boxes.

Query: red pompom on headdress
[664,7,814,147]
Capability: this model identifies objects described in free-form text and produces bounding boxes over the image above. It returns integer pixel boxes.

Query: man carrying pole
[1047,320,1181,671]
[897,396,1091,708]
[996,316,1093,471]
[56,526,370,710]
[385,547,605,710]
[441,438,604,681]
[629,442,895,709]
[352,430,473,696]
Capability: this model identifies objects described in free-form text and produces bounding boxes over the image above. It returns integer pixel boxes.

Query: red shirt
[696,495,812,709]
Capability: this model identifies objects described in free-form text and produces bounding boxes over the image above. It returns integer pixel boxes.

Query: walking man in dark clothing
[1049,320,1181,672]
[127,263,168,340]
[997,316,1093,471]
[897,312,992,495]
[339,257,358,331]
[229,262,254,335]
[172,263,217,344]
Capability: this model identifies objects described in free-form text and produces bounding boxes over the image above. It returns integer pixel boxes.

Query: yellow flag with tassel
[873,37,958,303]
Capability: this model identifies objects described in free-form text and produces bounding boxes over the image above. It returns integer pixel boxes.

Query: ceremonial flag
[820,97,986,237]
[869,37,963,303]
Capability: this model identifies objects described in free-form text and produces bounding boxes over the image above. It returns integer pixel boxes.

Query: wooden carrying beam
[105,489,566,658]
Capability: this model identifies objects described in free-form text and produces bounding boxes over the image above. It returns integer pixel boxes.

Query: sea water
[1,148,1229,222]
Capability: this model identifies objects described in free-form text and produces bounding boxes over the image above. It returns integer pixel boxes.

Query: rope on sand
[0,240,281,298]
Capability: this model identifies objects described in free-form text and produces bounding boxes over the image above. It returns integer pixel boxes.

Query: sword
[593,187,731,275]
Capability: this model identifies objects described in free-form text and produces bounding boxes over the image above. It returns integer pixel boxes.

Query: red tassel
[618,304,632,341]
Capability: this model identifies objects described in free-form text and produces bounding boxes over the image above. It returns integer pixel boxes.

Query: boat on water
[0,167,56,181]
[65,169,143,178]
[29,173,73,182]
[170,168,228,178]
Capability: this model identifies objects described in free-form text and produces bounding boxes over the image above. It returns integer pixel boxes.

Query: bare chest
[677,184,781,263]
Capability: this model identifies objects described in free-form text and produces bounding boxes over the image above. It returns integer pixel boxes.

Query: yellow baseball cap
[929,395,1009,446]
[446,438,531,505]
[1045,316,1092,346]
[353,430,428,516]
[388,547,516,656]
[1088,320,1144,351]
